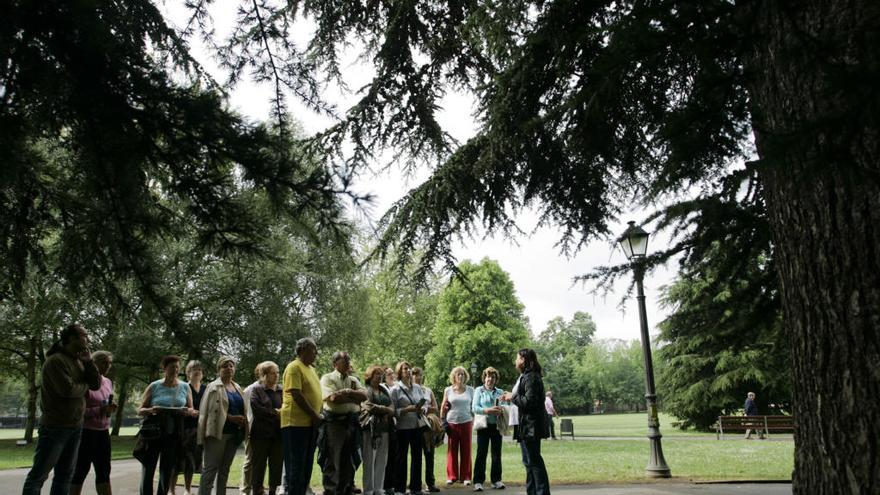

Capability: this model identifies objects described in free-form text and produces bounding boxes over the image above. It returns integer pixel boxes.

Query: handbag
[473,413,488,430]
[137,416,162,441]
[133,417,161,463]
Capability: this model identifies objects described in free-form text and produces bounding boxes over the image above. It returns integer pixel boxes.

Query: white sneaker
[473,484,484,492]
[445,480,454,486]
[464,481,471,487]
[492,482,506,490]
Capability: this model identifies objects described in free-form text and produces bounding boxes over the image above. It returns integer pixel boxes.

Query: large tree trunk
[23,335,39,444]
[743,1,880,493]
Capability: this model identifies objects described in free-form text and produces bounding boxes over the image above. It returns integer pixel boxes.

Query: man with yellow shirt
[281,337,323,495]
[320,351,368,495]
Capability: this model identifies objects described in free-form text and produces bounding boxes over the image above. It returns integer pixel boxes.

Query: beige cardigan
[197,378,251,445]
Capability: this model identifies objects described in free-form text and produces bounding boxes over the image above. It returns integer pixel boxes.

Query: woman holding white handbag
[471,367,506,492]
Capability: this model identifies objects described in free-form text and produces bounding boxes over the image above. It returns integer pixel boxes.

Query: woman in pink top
[71,351,117,495]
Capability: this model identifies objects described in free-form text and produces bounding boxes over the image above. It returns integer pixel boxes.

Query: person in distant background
[544,392,558,440]
[743,392,764,439]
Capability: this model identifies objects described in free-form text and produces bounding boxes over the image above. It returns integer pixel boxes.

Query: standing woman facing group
[500,349,551,495]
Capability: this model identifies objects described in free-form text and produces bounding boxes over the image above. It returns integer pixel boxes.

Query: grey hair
[331,351,350,364]
[185,360,203,375]
[295,337,317,356]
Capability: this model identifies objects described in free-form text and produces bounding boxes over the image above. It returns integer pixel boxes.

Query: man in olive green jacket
[22,323,101,495]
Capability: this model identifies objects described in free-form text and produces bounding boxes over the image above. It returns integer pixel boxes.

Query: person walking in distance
[543,392,558,440]
[743,392,764,440]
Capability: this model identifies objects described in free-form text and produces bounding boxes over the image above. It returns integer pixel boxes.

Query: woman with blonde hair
[71,351,117,495]
[361,365,395,495]
[249,361,283,495]
[198,356,250,495]
[441,366,474,486]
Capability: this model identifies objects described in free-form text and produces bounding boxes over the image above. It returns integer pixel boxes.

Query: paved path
[0,460,791,495]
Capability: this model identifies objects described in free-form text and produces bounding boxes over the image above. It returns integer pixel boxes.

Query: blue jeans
[283,426,317,495]
[519,438,550,495]
[22,425,83,495]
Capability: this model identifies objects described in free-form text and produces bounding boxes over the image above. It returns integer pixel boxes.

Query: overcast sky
[166,4,678,342]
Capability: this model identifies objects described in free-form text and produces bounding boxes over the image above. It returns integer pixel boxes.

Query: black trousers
[72,428,111,484]
[519,438,550,495]
[423,441,435,487]
[473,424,502,485]
[139,432,179,495]
[394,429,423,493]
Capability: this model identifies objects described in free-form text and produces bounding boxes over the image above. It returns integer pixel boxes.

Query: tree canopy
[4,1,878,490]
[425,258,530,391]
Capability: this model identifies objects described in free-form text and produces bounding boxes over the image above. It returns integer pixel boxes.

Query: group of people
[21,326,553,495]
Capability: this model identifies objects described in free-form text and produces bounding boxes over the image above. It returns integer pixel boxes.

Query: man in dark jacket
[22,324,102,495]
[743,392,764,439]
[501,349,550,495]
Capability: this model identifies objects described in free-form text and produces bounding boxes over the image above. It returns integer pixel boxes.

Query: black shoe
[427,487,440,493]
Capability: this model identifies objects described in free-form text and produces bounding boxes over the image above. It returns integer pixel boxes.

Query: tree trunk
[743,1,880,493]
[24,335,39,444]
[111,375,129,436]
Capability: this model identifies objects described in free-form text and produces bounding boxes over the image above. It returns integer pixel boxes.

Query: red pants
[446,421,473,482]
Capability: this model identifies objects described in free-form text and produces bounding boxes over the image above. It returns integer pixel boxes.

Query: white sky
[165,4,678,341]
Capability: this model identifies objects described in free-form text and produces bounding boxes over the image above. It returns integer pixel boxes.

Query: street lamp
[470,362,479,387]
[618,221,671,478]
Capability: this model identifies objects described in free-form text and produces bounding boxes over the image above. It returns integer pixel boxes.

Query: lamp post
[619,221,671,478]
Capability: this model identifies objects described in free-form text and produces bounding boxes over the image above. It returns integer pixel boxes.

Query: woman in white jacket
[198,356,251,495]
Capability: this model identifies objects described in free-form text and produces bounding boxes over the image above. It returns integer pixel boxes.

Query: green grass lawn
[202,437,792,487]
[0,414,793,483]
[565,413,709,437]
[0,435,138,470]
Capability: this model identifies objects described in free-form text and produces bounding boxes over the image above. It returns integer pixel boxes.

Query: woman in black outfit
[173,360,207,495]
[500,349,550,495]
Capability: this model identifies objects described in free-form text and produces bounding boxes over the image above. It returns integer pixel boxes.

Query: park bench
[559,418,574,439]
[713,415,795,439]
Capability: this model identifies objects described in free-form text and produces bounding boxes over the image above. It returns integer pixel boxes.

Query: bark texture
[743,1,880,493]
